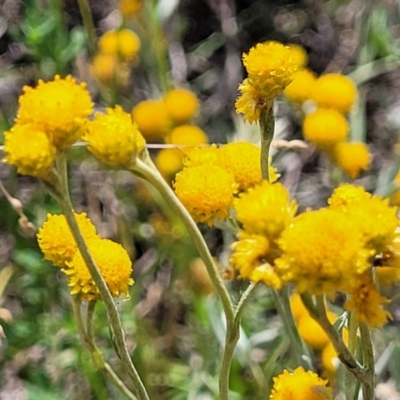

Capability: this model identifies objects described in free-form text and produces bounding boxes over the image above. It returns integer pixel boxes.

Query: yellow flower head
[332,142,371,179]
[249,262,282,290]
[132,100,171,142]
[234,181,297,241]
[236,41,304,123]
[303,108,348,149]
[230,231,270,279]
[155,148,184,179]
[118,0,141,16]
[220,142,262,191]
[166,125,208,148]
[66,238,134,301]
[98,29,141,62]
[173,164,238,225]
[183,144,221,167]
[329,184,398,254]
[290,293,309,322]
[270,366,333,400]
[275,208,371,295]
[310,73,357,114]
[297,312,336,350]
[16,75,93,149]
[164,89,199,125]
[90,53,130,85]
[284,69,317,104]
[37,213,99,268]
[83,106,145,166]
[345,273,391,328]
[3,123,56,177]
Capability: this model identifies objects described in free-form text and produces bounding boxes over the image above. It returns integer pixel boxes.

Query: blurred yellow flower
[164,89,199,125]
[220,142,262,191]
[183,145,221,167]
[289,293,308,322]
[66,238,134,301]
[98,29,141,62]
[90,53,130,85]
[284,69,317,104]
[3,123,56,177]
[270,366,333,400]
[166,125,208,148]
[310,73,357,114]
[234,181,297,241]
[155,148,184,179]
[275,208,371,295]
[83,106,145,166]
[132,100,171,142]
[37,213,99,268]
[303,108,348,149]
[332,141,371,179]
[118,0,141,16]
[16,75,93,149]
[173,164,237,225]
[345,273,391,328]
[236,41,304,123]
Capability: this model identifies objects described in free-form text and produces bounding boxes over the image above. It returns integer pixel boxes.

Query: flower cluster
[3,75,93,177]
[37,213,134,301]
[235,41,305,123]
[284,71,370,179]
[173,143,279,226]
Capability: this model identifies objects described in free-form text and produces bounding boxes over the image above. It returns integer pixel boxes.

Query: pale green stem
[71,298,138,400]
[359,322,375,400]
[77,0,97,55]
[52,152,150,400]
[129,158,235,325]
[259,106,274,182]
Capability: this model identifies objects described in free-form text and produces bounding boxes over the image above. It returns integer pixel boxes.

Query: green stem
[71,297,138,400]
[130,158,235,325]
[77,0,97,56]
[259,106,274,182]
[53,152,149,400]
[359,322,375,400]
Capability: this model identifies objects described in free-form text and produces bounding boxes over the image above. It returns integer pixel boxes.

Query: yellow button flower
[173,164,238,226]
[118,0,141,16]
[310,73,357,114]
[16,75,93,149]
[234,180,297,241]
[98,29,141,62]
[164,89,199,125]
[90,53,130,85]
[183,145,221,168]
[270,366,333,400]
[132,100,171,142]
[66,238,134,301]
[37,213,99,268]
[284,69,317,104]
[166,125,208,148]
[275,208,371,295]
[236,41,304,123]
[155,148,184,179]
[83,106,145,166]
[303,108,348,149]
[332,141,371,179]
[3,123,56,177]
[220,142,262,191]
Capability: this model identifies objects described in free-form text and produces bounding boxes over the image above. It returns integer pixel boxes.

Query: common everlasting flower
[37,213,99,268]
[90,53,130,85]
[345,273,391,327]
[3,123,56,177]
[98,29,141,62]
[16,75,93,149]
[275,208,371,295]
[310,73,357,114]
[270,366,333,400]
[284,69,317,104]
[332,141,371,179]
[303,108,348,149]
[83,106,145,166]
[132,100,171,141]
[66,238,134,301]
[166,125,208,149]
[164,89,199,125]
[155,149,184,179]
[236,41,304,123]
[173,164,238,225]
